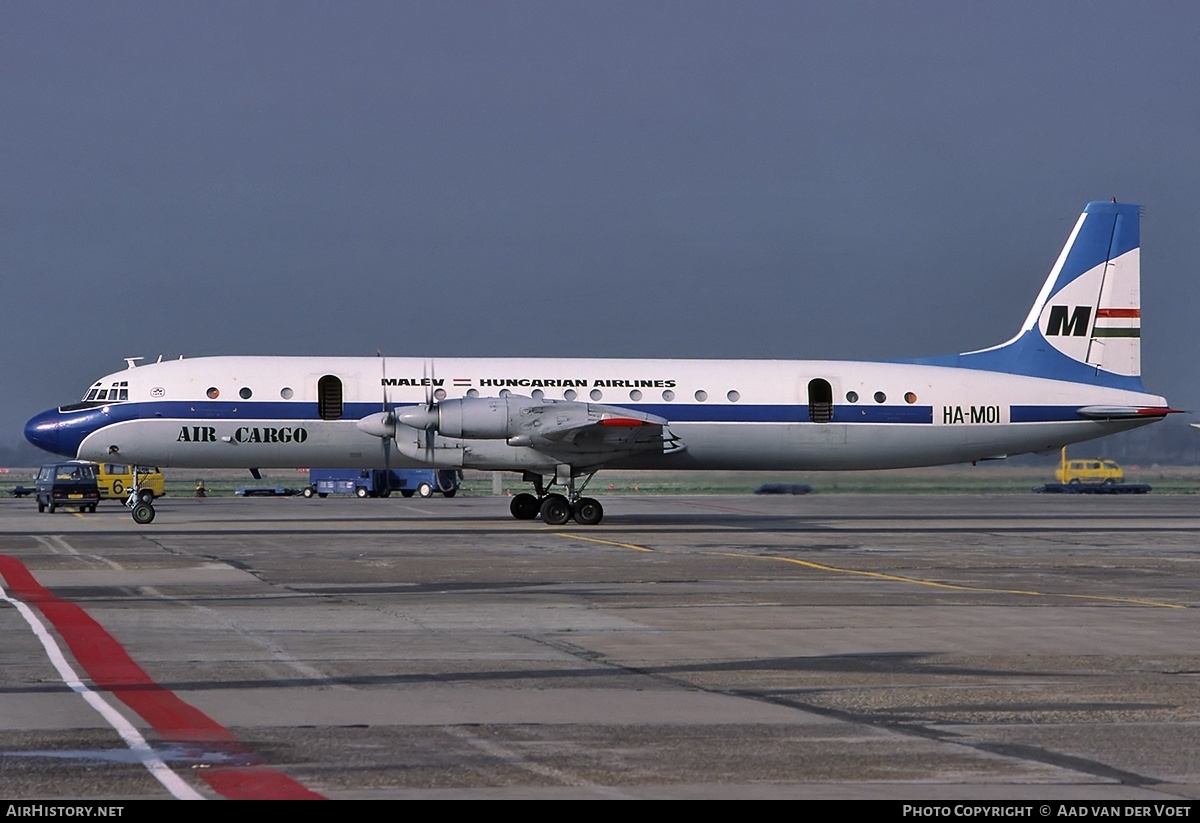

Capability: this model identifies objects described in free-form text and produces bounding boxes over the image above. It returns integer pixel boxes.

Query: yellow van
[1055,448,1124,485]
[93,463,165,502]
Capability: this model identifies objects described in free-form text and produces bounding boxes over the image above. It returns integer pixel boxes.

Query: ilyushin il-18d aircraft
[26,200,1173,525]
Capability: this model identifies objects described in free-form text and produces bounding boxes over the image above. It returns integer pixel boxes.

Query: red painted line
[1096,308,1140,318]
[0,555,324,800]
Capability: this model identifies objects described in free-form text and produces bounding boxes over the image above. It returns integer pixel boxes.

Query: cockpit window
[83,381,129,403]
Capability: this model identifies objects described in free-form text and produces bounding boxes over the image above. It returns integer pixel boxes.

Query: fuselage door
[808,378,834,423]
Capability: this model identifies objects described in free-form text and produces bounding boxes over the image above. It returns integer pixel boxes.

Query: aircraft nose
[25,408,67,456]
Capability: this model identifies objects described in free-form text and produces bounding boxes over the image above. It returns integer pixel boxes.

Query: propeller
[421,359,437,463]
[361,358,440,465]
[378,350,394,472]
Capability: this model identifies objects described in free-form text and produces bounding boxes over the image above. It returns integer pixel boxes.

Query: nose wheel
[131,502,156,524]
[125,474,156,525]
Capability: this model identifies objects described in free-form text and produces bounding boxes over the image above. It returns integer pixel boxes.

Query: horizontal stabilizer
[1075,405,1179,419]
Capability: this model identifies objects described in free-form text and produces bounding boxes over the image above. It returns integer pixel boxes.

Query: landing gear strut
[126,467,155,525]
[510,469,604,525]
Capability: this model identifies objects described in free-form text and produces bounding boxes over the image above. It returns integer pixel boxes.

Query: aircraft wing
[516,403,686,457]
[361,396,686,462]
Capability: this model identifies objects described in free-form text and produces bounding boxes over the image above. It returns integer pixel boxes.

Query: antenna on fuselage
[123,357,144,370]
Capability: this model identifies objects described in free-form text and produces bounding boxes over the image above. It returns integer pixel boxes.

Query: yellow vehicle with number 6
[93,462,165,502]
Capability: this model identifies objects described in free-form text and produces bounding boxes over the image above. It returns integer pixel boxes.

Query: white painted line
[0,582,205,800]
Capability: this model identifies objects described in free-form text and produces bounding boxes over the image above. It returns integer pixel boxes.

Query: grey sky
[4,1,1199,456]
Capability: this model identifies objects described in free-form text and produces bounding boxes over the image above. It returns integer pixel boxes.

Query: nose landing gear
[126,468,156,525]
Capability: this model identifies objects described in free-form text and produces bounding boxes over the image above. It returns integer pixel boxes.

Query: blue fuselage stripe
[32,401,1099,459]
[56,400,942,426]
[1010,405,1085,423]
[55,401,1094,425]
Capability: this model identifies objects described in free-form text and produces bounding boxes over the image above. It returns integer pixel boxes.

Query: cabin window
[874,391,887,403]
[318,375,343,420]
[694,390,708,402]
[564,389,577,401]
[808,378,834,423]
[662,389,675,401]
[207,387,220,399]
[239,387,252,400]
[629,389,643,401]
[590,389,603,401]
[905,392,917,404]
[280,387,294,399]
[727,390,740,402]
[846,391,859,403]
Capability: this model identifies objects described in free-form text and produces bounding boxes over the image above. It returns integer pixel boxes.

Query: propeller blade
[378,350,393,472]
[426,359,439,462]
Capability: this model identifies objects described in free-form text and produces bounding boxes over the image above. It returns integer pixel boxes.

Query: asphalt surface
[3,491,1200,800]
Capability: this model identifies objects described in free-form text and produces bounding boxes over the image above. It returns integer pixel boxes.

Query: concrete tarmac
[3,492,1200,800]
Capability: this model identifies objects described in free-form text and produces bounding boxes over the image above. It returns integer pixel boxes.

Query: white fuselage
[45,355,1166,472]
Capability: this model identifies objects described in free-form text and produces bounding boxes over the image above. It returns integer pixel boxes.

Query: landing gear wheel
[442,489,457,498]
[131,503,155,525]
[401,489,415,498]
[48,502,56,514]
[418,483,434,498]
[510,492,540,520]
[137,489,154,504]
[539,493,571,525]
[355,487,369,498]
[37,501,45,513]
[380,488,391,498]
[573,497,603,525]
[302,486,315,498]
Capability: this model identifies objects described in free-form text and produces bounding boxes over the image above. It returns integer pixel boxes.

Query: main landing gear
[509,470,604,526]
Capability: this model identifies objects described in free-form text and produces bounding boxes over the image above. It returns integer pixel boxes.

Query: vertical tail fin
[948,200,1145,390]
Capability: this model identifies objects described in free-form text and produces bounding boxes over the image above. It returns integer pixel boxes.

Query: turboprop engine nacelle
[396,396,665,442]
[396,396,525,439]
